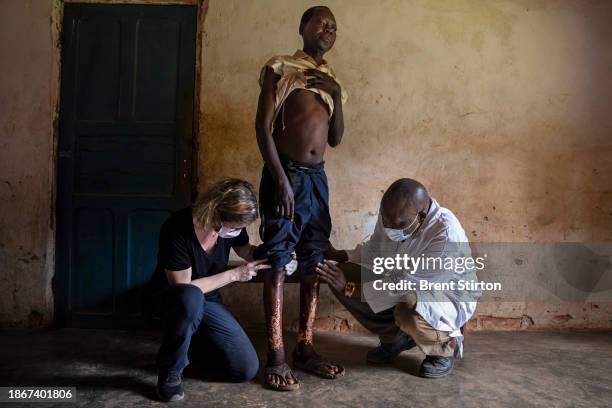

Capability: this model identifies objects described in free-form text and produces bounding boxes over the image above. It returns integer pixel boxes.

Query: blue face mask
[382,211,421,242]
[384,227,412,242]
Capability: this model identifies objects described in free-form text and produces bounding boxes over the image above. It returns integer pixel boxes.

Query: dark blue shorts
[254,159,331,275]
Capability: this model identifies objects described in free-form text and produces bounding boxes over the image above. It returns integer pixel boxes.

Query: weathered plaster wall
[1,0,611,330]
[0,0,203,327]
[0,0,56,327]
[202,0,612,331]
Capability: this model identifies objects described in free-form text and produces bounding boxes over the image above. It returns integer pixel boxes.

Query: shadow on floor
[5,329,610,407]
[1,327,396,401]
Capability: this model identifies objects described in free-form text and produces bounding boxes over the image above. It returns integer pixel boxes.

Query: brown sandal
[292,350,345,379]
[264,363,300,391]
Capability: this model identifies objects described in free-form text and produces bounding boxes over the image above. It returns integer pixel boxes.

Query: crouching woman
[143,179,269,402]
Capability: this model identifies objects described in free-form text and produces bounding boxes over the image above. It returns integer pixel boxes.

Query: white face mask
[218,224,242,238]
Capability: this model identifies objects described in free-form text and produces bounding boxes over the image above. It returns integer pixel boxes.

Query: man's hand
[275,178,294,220]
[315,260,347,293]
[229,259,271,282]
[305,69,341,99]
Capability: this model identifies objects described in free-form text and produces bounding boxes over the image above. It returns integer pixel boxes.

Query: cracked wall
[206,0,612,332]
[0,0,56,327]
[1,0,611,331]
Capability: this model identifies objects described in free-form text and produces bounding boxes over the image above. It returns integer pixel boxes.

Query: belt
[282,158,325,173]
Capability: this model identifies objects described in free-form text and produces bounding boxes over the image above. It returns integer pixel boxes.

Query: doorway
[55,3,197,328]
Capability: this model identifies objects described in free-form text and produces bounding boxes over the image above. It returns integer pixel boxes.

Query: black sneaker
[419,355,454,378]
[157,370,184,402]
[366,333,416,364]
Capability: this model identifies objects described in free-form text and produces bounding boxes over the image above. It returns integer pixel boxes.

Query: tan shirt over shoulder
[259,49,348,127]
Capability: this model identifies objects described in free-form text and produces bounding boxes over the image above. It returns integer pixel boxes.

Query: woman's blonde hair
[193,178,258,230]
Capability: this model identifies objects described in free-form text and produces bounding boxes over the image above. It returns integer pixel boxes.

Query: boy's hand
[275,178,294,220]
[305,69,341,99]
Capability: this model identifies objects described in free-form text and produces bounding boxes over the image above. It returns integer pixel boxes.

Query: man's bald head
[380,179,430,230]
[382,179,429,210]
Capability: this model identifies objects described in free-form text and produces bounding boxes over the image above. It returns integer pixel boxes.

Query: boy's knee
[263,266,286,283]
[300,274,318,285]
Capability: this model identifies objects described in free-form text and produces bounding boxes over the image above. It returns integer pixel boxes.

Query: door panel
[73,209,114,314]
[126,209,172,314]
[56,4,197,328]
[133,18,181,122]
[76,134,176,195]
[75,18,122,121]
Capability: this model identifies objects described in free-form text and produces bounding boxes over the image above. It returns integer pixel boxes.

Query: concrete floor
[1,328,611,408]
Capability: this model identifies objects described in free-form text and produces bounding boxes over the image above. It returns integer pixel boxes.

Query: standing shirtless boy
[253,6,348,391]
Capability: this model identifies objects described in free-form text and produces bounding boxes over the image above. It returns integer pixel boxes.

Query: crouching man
[318,178,480,378]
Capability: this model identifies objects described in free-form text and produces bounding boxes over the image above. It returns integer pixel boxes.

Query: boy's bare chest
[284,89,330,119]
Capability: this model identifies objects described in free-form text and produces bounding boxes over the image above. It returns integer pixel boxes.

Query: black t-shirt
[148,207,249,301]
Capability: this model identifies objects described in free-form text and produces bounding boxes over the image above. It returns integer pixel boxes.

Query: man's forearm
[334,249,349,263]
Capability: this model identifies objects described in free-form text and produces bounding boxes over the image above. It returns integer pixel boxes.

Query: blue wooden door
[56,4,197,328]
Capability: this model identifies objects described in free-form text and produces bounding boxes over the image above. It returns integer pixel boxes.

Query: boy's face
[301,9,337,54]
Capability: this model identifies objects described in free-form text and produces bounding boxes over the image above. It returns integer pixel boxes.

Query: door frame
[50,0,208,326]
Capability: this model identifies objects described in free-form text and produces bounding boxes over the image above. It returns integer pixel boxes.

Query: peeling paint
[2,0,612,331]
[177,0,612,332]
[472,315,535,331]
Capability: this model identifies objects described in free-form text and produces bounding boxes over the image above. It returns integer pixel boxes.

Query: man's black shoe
[419,355,454,378]
[157,370,184,402]
[366,333,417,364]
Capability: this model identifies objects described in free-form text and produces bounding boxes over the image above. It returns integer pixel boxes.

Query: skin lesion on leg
[297,275,319,346]
[263,267,285,355]
[263,266,298,387]
[293,274,345,379]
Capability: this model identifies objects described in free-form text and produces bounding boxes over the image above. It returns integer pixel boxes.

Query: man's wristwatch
[343,281,356,298]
